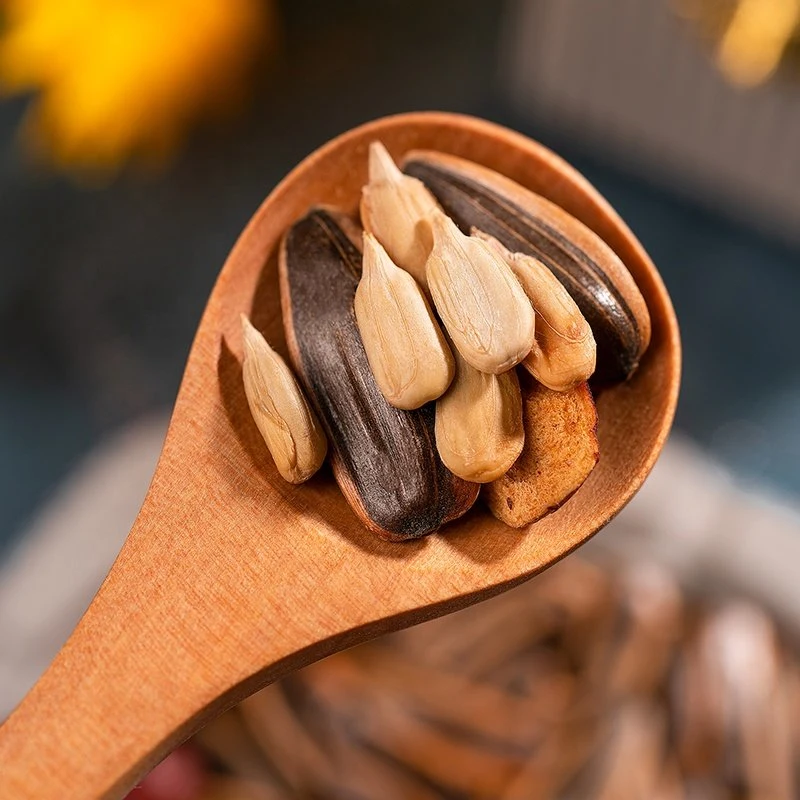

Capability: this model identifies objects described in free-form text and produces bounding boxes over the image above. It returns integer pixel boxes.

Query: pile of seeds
[241,143,651,539]
[193,554,797,799]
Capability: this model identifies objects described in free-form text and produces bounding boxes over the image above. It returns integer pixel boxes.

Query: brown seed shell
[484,377,599,527]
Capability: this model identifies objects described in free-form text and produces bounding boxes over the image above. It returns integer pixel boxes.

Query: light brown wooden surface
[0,113,680,799]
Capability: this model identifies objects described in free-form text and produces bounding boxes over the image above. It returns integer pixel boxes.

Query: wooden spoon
[0,112,680,799]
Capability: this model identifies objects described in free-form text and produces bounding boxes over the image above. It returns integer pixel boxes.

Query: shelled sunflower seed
[194,556,798,800]
[361,140,440,289]
[354,232,454,410]
[402,149,651,384]
[240,315,327,484]
[434,346,524,483]
[476,231,596,392]
[241,138,652,537]
[423,208,536,375]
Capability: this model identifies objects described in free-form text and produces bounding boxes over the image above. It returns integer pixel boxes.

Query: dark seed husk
[279,207,478,541]
[402,152,651,383]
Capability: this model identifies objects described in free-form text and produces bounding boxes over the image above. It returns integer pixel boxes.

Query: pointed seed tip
[367,227,395,253]
[429,207,456,239]
[362,230,378,255]
[241,316,274,355]
[368,140,402,183]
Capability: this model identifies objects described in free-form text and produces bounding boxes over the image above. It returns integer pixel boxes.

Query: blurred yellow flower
[676,0,800,88]
[718,0,800,87]
[0,0,274,171]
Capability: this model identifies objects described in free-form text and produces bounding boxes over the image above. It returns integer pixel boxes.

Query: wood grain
[279,207,477,540]
[0,112,680,800]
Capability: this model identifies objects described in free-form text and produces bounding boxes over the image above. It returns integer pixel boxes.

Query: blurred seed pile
[189,556,797,799]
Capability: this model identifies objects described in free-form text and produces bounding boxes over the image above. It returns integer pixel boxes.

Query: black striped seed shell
[403,152,651,383]
[279,207,478,541]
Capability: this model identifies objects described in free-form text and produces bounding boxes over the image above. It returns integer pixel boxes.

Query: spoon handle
[0,481,311,799]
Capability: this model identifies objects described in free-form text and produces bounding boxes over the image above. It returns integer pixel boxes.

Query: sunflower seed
[279,207,478,540]
[424,209,535,375]
[435,347,524,483]
[403,150,650,383]
[360,141,439,289]
[354,232,454,409]
[476,231,596,391]
[240,315,328,484]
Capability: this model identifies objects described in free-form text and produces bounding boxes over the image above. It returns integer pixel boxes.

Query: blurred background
[1,1,800,797]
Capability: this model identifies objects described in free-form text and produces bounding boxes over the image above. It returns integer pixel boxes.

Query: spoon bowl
[0,112,680,800]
